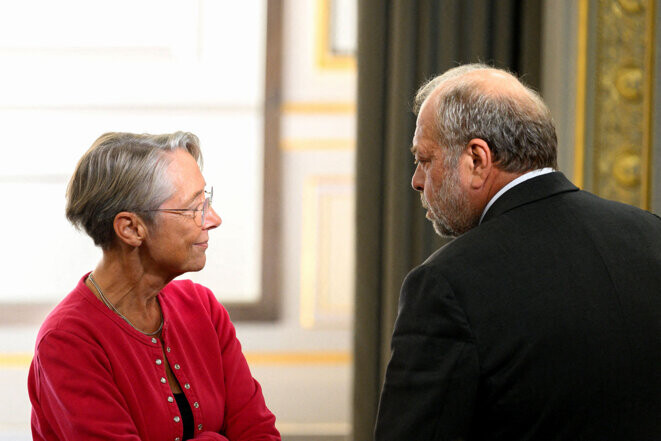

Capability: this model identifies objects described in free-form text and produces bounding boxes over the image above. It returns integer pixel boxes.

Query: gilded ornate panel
[591,0,655,207]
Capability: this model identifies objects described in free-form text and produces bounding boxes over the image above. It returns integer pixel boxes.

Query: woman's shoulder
[35,274,110,349]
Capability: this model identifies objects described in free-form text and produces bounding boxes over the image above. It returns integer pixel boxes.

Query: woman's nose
[204,206,222,230]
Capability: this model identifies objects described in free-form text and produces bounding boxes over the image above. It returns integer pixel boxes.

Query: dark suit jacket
[375,172,661,441]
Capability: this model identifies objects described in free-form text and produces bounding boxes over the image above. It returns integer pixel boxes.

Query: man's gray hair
[66,131,202,249]
[414,63,558,172]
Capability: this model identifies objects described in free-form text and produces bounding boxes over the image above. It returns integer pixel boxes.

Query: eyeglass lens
[201,187,213,226]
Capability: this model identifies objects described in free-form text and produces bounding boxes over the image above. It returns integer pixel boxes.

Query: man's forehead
[410,126,434,156]
[411,123,424,154]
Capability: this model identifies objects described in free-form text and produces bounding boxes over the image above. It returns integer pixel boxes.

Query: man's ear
[113,212,147,248]
[466,138,493,189]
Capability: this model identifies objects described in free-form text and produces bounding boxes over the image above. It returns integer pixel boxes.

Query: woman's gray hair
[414,64,558,172]
[66,131,203,249]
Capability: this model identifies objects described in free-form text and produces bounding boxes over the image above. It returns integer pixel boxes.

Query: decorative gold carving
[612,147,642,187]
[617,0,644,13]
[592,0,654,208]
[614,66,643,100]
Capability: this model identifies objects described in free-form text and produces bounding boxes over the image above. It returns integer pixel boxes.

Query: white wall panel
[0,109,263,302]
[0,0,265,106]
[0,1,266,304]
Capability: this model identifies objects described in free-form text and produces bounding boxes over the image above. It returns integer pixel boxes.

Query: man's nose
[411,164,424,192]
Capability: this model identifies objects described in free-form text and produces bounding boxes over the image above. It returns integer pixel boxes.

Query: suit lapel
[481,172,579,224]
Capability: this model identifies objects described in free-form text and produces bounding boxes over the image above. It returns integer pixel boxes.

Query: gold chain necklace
[88,273,163,336]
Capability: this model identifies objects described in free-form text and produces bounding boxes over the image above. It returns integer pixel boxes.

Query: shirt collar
[479,168,555,224]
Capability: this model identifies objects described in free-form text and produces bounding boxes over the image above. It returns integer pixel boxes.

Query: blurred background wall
[0,1,658,440]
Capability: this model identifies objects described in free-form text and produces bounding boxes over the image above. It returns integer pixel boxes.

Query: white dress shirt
[479,168,555,224]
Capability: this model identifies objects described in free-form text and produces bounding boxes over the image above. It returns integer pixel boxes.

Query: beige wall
[245,0,356,437]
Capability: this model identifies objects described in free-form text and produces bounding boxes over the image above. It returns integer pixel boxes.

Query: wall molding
[281,101,356,115]
[0,351,352,368]
[315,0,356,71]
[280,139,354,151]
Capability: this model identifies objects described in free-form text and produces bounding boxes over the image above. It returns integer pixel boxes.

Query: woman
[28,132,280,441]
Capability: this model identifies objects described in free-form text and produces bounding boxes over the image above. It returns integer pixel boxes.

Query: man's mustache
[420,193,430,210]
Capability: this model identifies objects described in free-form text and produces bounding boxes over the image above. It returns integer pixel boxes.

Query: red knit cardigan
[28,274,280,441]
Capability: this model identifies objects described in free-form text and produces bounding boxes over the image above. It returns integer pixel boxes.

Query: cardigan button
[166,346,171,352]
[174,364,180,370]
[174,416,181,423]
[168,396,174,403]
[160,377,167,384]
[151,337,158,344]
[198,424,203,431]
[175,438,180,441]
[155,359,162,365]
[193,402,199,408]
[184,383,190,389]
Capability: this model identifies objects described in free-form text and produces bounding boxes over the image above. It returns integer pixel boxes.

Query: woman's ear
[113,212,147,248]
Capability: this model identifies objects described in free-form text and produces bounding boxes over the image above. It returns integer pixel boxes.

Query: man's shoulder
[576,189,660,219]
[422,187,661,274]
[418,230,489,277]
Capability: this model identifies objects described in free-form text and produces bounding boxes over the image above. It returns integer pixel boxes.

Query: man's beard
[421,166,481,238]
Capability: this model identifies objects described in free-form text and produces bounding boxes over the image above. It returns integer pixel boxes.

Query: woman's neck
[85,248,168,332]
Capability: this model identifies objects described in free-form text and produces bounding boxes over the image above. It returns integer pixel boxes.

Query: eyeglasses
[143,186,213,227]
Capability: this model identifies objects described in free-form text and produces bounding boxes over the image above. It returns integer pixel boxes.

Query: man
[374,64,661,440]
